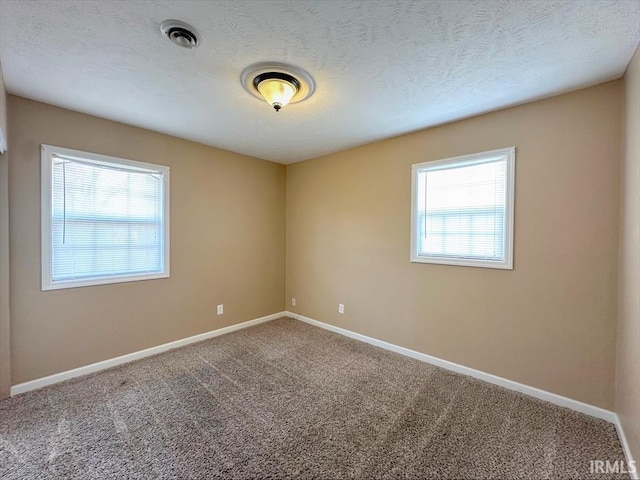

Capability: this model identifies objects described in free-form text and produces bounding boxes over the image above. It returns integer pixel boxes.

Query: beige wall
[617,46,640,462]
[0,151,9,399]
[0,62,9,399]
[8,95,286,385]
[286,81,622,409]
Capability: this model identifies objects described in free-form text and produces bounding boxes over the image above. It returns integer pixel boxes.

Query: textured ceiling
[0,0,638,164]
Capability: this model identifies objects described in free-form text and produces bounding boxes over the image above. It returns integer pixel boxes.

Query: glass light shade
[256,78,298,110]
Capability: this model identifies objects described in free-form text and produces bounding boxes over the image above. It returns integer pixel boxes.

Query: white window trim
[410,147,515,270]
[41,144,170,290]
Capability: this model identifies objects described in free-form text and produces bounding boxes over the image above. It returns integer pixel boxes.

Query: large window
[41,145,170,290]
[411,147,515,269]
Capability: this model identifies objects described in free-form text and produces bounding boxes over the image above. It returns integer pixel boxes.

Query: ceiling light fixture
[160,20,201,49]
[241,63,315,112]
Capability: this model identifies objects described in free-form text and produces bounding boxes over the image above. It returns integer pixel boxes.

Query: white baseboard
[285,311,617,424]
[9,309,634,471]
[10,311,287,396]
[614,414,639,479]
[11,309,621,428]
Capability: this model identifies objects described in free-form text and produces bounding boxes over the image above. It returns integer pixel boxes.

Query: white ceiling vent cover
[160,20,201,49]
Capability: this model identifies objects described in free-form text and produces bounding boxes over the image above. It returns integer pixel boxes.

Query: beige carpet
[0,317,628,479]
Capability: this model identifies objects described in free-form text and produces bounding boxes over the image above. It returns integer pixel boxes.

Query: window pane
[417,158,507,261]
[51,155,164,282]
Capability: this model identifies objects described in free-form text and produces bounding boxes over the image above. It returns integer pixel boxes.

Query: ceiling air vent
[160,20,201,49]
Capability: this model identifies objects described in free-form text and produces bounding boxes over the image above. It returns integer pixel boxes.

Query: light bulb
[257,78,298,111]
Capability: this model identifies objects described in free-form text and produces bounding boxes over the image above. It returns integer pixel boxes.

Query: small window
[41,145,170,290]
[411,147,515,270]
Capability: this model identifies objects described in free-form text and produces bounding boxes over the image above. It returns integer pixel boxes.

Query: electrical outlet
[217,304,223,315]
[338,304,344,314]
[291,298,296,306]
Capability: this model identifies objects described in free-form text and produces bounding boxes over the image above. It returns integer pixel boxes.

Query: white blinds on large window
[411,147,515,269]
[50,154,165,283]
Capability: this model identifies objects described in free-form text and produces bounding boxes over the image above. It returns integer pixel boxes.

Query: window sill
[410,255,513,270]
[42,271,170,291]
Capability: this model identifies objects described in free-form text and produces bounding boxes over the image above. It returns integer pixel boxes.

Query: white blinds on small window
[50,154,165,282]
[416,156,508,262]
